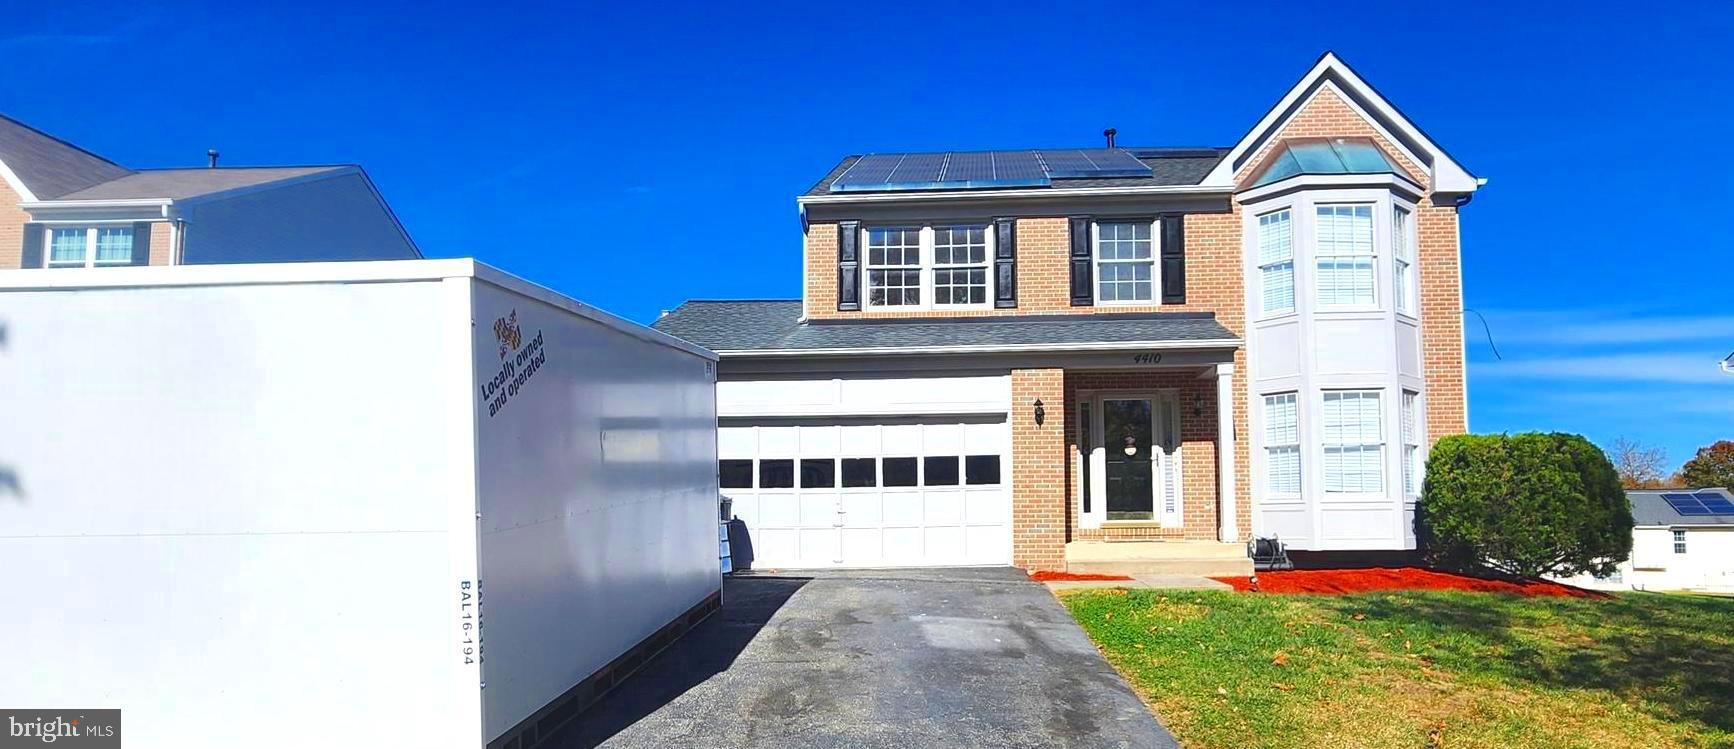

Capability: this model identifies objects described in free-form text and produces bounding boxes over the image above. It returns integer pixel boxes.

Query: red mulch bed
[1029,570,1134,582]
[1210,567,1607,599]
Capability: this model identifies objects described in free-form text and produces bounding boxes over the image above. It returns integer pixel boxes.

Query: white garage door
[719,418,1010,568]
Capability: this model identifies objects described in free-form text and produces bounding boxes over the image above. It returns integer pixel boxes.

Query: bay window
[1256,209,1294,315]
[1314,204,1375,307]
[47,226,136,268]
[1401,390,1420,498]
[1094,220,1155,303]
[1393,205,1415,316]
[1263,392,1301,498]
[862,224,992,310]
[1321,390,1383,493]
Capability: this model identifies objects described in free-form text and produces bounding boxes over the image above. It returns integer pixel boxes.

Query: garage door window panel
[800,459,836,488]
[759,459,795,489]
[720,459,753,489]
[841,458,877,488]
[924,456,960,486]
[965,455,1001,485]
[882,457,918,487]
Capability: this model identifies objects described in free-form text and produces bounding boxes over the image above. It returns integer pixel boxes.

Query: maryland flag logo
[493,310,524,360]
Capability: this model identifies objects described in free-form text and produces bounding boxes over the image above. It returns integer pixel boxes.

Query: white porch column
[1214,362,1237,542]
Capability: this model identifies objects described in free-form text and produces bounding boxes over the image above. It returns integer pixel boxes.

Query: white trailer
[0,259,721,748]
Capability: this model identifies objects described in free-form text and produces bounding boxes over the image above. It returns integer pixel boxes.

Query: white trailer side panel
[0,279,475,747]
[471,277,720,742]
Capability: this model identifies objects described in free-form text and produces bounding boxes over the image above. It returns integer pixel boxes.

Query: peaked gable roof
[1202,52,1479,195]
[0,114,133,200]
[48,166,349,202]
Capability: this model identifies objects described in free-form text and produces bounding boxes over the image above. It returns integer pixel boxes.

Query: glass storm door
[1082,393,1182,529]
[1101,398,1156,521]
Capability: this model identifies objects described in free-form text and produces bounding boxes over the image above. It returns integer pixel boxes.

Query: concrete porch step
[1065,540,1253,578]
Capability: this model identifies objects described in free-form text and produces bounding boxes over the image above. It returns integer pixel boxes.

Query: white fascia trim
[715,337,1243,358]
[1236,172,1426,203]
[1203,52,1479,194]
[21,197,170,209]
[0,159,37,202]
[797,183,1230,206]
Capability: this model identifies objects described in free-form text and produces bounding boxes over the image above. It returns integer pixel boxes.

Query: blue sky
[4,1,1730,467]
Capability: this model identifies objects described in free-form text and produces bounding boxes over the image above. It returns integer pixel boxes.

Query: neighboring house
[0,113,418,269]
[1556,489,1734,592]
[654,52,1479,572]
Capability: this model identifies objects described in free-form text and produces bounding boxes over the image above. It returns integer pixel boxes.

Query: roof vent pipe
[207,149,219,168]
[1103,128,1117,149]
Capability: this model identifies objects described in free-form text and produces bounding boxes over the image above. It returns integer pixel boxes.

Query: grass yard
[1062,588,1734,749]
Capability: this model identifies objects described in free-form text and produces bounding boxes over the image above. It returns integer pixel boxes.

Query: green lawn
[1061,588,1734,749]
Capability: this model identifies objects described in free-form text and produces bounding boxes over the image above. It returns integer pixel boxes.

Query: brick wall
[147,221,173,265]
[0,180,26,269]
[1010,368,1066,569]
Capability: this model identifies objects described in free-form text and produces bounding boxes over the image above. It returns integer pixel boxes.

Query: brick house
[0,113,418,269]
[654,53,1480,573]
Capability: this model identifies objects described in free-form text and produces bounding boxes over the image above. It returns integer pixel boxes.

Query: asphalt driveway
[545,567,1176,749]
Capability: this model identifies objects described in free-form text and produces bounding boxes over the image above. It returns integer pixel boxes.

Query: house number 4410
[1132,353,1163,364]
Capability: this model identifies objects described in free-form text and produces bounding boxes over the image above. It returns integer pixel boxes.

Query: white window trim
[1313,203,1379,312]
[43,224,136,269]
[860,224,995,312]
[1255,208,1296,319]
[1092,218,1161,306]
[1320,389,1385,496]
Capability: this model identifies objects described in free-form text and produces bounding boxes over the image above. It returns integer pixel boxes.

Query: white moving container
[0,259,721,749]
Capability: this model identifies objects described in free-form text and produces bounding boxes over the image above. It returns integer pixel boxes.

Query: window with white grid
[1401,390,1420,498]
[1263,393,1301,497]
[1393,206,1415,315]
[932,225,989,306]
[1257,209,1294,315]
[1094,221,1154,303]
[1322,390,1383,494]
[1315,205,1375,307]
[865,227,922,307]
[45,226,134,268]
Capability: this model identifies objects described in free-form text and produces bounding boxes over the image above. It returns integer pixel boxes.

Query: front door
[1102,398,1156,521]
[1081,392,1182,529]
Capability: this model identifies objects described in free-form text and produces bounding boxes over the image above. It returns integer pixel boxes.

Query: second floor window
[1257,209,1294,315]
[47,226,134,268]
[1315,204,1375,307]
[1393,206,1415,316]
[863,224,992,310]
[1095,221,1154,303]
[865,228,922,307]
[932,226,989,306]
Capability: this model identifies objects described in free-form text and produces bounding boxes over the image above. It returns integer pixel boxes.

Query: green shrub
[1418,432,1632,578]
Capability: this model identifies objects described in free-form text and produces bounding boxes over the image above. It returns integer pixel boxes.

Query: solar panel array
[830,149,1152,192]
[1661,490,1734,516]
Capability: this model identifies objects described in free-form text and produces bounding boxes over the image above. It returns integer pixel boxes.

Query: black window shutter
[1068,216,1093,306]
[131,222,154,266]
[20,223,43,268]
[836,220,860,311]
[993,217,1017,308]
[1161,214,1186,304]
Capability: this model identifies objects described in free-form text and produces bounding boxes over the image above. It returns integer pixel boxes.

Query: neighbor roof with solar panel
[1630,489,1734,526]
[811,147,1228,195]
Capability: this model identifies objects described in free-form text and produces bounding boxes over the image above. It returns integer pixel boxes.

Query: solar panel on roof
[887,152,945,184]
[1038,149,1153,178]
[832,154,901,188]
[1694,490,1734,514]
[1663,493,1715,515]
[943,151,993,182]
[993,151,1044,181]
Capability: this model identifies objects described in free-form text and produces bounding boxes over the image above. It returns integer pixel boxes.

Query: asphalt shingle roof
[1630,490,1734,527]
[50,166,346,201]
[0,114,132,199]
[801,148,1228,197]
[653,300,1238,354]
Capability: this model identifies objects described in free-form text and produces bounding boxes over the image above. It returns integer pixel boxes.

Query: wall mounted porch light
[1193,393,1206,417]
[1033,399,1046,426]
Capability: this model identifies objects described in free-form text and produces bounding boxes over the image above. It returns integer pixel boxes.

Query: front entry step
[1064,540,1253,578]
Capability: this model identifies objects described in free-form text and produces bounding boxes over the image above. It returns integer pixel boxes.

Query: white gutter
[797,182,1231,205]
[715,337,1242,358]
